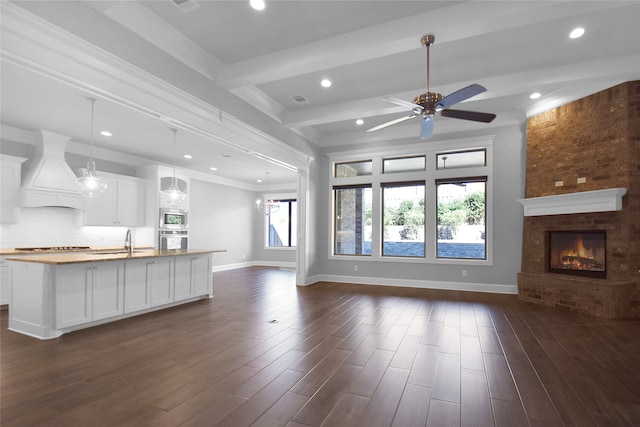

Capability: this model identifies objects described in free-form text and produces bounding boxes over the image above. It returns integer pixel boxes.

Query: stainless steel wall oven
[159,208,188,250]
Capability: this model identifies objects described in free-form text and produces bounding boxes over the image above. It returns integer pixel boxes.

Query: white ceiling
[2,1,639,186]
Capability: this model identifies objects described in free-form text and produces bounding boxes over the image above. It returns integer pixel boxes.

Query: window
[437,149,486,170]
[329,139,492,264]
[335,160,372,177]
[383,156,426,174]
[382,182,425,257]
[436,177,486,259]
[267,199,297,248]
[334,185,372,255]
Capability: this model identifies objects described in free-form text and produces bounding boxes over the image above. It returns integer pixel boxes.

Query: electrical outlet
[462,269,467,277]
[354,264,358,272]
[555,180,564,187]
[577,177,586,184]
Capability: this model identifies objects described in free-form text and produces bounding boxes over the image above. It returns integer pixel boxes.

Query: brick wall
[519,81,640,318]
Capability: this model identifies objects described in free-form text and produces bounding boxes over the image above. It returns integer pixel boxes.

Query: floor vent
[172,0,200,12]
[290,95,310,105]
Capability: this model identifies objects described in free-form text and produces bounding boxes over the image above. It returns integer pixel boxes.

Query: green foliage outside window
[437,191,485,226]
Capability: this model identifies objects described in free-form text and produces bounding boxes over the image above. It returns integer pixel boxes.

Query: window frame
[328,137,493,265]
[263,193,297,250]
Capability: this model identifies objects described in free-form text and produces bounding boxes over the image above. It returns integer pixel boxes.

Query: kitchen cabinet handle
[147,261,156,265]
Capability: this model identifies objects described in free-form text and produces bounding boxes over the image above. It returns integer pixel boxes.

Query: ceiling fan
[367,34,496,139]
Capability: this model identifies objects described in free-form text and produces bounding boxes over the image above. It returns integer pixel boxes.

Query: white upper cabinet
[0,155,27,223]
[84,172,145,227]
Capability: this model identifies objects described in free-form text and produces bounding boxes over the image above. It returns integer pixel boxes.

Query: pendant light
[162,128,187,206]
[255,172,279,215]
[76,98,107,198]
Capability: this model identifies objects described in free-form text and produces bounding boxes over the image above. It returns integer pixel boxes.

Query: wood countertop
[5,249,226,265]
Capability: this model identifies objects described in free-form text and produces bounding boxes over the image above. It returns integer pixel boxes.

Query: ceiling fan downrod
[416,34,442,116]
[421,34,435,93]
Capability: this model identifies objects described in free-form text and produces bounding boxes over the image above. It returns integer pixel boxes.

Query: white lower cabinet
[7,253,213,339]
[192,256,212,296]
[124,260,150,313]
[56,261,124,329]
[149,258,174,307]
[174,255,212,302]
[1,256,11,306]
[174,256,193,301]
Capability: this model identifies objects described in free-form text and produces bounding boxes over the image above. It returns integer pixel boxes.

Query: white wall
[307,125,525,294]
[188,179,256,268]
[189,178,297,269]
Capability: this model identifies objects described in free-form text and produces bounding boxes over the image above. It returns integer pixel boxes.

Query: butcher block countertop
[5,248,226,265]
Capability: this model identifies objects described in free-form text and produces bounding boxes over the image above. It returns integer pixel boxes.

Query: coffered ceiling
[2,1,639,186]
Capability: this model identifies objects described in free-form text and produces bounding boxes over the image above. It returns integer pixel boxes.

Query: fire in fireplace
[547,230,606,278]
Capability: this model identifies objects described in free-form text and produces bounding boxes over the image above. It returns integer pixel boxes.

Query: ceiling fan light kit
[368,34,496,139]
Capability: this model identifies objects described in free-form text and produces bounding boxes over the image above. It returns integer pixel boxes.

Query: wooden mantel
[517,188,627,216]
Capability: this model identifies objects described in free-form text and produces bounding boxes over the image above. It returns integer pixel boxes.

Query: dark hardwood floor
[2,266,640,426]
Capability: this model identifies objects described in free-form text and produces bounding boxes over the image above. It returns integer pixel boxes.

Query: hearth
[547,230,606,278]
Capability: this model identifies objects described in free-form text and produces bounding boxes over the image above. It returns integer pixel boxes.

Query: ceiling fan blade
[440,109,496,123]
[435,84,486,110]
[421,115,434,139]
[379,97,423,111]
[367,114,417,132]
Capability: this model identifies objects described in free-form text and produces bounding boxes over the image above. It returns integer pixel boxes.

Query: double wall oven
[159,208,188,250]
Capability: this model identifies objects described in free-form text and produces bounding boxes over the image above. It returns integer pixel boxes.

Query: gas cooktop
[15,246,91,252]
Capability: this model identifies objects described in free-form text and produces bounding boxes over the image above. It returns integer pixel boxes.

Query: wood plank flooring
[2,266,640,426]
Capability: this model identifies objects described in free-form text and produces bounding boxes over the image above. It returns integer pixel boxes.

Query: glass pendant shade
[77,98,107,198]
[161,128,187,206]
[163,176,187,205]
[77,160,108,198]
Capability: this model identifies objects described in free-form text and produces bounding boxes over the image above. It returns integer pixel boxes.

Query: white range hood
[20,130,86,210]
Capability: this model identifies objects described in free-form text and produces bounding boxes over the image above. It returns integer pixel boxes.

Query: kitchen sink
[90,249,149,255]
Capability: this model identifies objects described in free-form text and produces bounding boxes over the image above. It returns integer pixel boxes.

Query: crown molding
[0,2,313,172]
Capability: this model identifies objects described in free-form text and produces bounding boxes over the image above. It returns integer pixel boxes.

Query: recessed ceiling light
[249,0,265,11]
[569,27,585,39]
[320,79,332,88]
[210,167,217,171]
[356,119,364,125]
[257,179,263,183]
[530,92,541,99]
[100,131,112,137]
[183,154,192,159]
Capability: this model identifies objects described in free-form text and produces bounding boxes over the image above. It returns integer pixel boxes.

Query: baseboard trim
[212,261,296,273]
[306,274,517,294]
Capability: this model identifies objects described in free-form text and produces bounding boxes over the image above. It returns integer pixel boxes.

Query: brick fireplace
[517,81,640,319]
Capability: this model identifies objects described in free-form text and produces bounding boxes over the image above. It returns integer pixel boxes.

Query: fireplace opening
[547,230,606,278]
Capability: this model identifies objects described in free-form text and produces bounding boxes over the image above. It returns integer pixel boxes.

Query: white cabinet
[0,155,27,223]
[56,261,124,328]
[192,255,212,296]
[0,257,11,305]
[8,253,214,339]
[149,257,174,307]
[125,257,174,310]
[174,256,193,301]
[124,259,150,313]
[84,173,145,226]
[174,255,212,302]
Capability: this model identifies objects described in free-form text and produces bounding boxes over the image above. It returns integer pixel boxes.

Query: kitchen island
[6,248,225,339]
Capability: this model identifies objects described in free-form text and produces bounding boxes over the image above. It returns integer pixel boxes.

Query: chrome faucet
[125,229,133,255]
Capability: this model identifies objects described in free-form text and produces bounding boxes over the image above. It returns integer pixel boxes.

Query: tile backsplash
[0,207,154,249]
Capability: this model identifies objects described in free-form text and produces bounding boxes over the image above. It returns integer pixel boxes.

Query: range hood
[20,130,87,210]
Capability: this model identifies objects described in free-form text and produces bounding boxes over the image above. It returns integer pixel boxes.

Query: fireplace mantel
[518,188,627,216]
